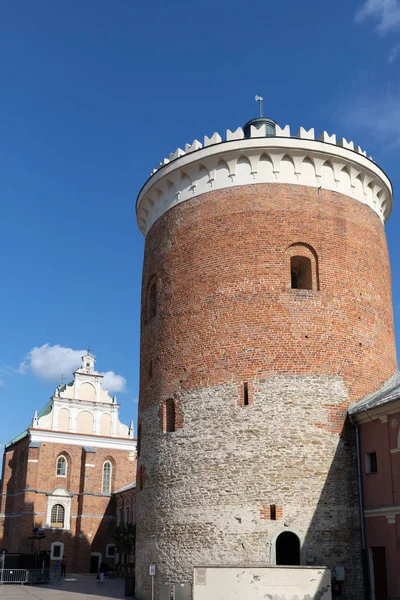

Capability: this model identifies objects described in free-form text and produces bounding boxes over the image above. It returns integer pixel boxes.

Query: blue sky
[1,0,400,452]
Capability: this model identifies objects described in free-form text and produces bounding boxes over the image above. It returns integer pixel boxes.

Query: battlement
[151,125,372,176]
[136,123,393,236]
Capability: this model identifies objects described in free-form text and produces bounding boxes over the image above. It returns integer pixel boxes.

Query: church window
[117,507,123,525]
[366,452,377,474]
[125,506,130,523]
[102,461,112,494]
[106,544,115,557]
[56,455,67,477]
[50,542,64,560]
[270,504,276,520]
[162,399,176,433]
[50,504,65,528]
[291,256,312,290]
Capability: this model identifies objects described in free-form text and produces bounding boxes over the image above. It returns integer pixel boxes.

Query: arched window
[291,256,312,290]
[51,504,65,528]
[286,243,319,291]
[102,461,112,494]
[56,455,67,477]
[162,399,176,433]
[276,531,301,565]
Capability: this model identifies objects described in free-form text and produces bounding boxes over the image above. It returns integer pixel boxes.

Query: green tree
[113,522,136,565]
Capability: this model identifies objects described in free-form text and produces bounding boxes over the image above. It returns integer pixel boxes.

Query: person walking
[98,562,106,583]
[54,560,61,583]
[61,557,67,577]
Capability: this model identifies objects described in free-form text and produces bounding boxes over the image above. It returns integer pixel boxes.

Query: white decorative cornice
[136,126,393,236]
[29,429,136,452]
[364,505,400,524]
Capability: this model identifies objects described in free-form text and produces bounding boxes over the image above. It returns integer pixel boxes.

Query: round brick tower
[134,118,396,599]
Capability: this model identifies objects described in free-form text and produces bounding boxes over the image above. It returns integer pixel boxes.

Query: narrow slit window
[164,399,176,433]
[270,504,276,521]
[102,461,112,493]
[366,452,377,474]
[149,282,157,319]
[290,256,312,290]
[243,382,249,406]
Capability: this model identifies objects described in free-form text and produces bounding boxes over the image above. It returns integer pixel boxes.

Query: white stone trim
[28,459,38,463]
[30,429,136,452]
[364,505,400,524]
[50,542,64,560]
[45,488,72,530]
[137,135,392,235]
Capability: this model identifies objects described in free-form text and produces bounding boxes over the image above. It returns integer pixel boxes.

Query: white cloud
[19,344,85,381]
[342,86,400,146]
[388,43,400,61]
[101,371,127,393]
[18,344,127,392]
[355,0,400,32]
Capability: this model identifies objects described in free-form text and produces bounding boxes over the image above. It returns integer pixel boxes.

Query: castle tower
[135,117,396,598]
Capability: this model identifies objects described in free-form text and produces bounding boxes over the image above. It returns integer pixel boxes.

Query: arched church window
[51,504,65,528]
[56,455,67,477]
[276,531,301,565]
[102,461,112,494]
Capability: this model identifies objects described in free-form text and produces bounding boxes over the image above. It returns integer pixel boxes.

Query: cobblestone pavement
[0,574,128,599]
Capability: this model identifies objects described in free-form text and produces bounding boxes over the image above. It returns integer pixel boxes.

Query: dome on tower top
[243,116,277,138]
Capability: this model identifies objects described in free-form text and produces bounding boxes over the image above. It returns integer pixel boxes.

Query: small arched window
[291,256,312,290]
[286,243,319,291]
[102,461,112,494]
[51,504,65,528]
[163,399,176,433]
[56,455,67,477]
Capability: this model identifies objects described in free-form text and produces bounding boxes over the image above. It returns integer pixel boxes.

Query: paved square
[0,574,128,599]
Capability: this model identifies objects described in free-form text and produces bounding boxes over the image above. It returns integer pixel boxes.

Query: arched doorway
[276,531,301,566]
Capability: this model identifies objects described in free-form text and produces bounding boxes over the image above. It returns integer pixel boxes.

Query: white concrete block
[185,139,202,153]
[158,158,170,167]
[204,132,222,147]
[169,148,185,161]
[356,145,367,157]
[318,131,337,144]
[226,127,244,141]
[275,124,290,137]
[338,138,355,150]
[296,127,315,140]
[250,124,267,137]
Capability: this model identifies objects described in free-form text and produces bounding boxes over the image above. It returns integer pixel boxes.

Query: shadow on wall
[298,416,365,599]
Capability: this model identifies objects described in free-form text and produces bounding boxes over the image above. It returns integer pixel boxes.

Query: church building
[0,353,136,573]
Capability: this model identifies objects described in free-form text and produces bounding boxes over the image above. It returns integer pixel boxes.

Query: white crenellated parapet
[137,123,392,236]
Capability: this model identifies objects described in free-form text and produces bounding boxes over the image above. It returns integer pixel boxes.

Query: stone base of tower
[135,376,364,600]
